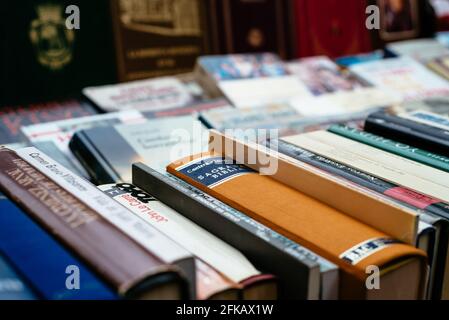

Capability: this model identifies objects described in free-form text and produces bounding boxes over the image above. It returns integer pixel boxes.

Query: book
[70,115,206,184]
[285,56,400,117]
[365,111,449,156]
[1,1,116,104]
[21,110,147,179]
[267,138,447,299]
[328,124,449,173]
[167,153,428,299]
[428,54,449,80]
[132,164,339,300]
[0,99,97,145]
[395,96,449,115]
[267,138,449,222]
[207,0,293,59]
[209,130,420,245]
[335,51,384,68]
[0,193,117,300]
[194,259,241,300]
[82,77,195,113]
[142,99,231,119]
[195,53,310,108]
[349,57,449,101]
[293,0,372,58]
[110,0,209,81]
[98,182,278,300]
[0,148,189,299]
[282,131,449,203]
[399,110,449,131]
[16,147,197,298]
[385,39,449,63]
[0,252,37,300]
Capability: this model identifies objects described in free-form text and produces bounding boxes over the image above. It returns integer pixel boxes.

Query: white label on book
[282,131,449,203]
[219,76,313,109]
[83,77,194,112]
[99,183,260,283]
[399,110,449,131]
[16,147,191,264]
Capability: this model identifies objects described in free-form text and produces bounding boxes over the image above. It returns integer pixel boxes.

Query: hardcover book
[207,0,293,59]
[21,110,147,179]
[293,0,372,58]
[0,148,189,299]
[0,194,117,300]
[16,147,197,298]
[1,1,116,104]
[209,130,421,245]
[98,183,278,300]
[82,77,195,113]
[70,115,207,183]
[282,131,449,203]
[132,164,339,300]
[167,153,428,299]
[111,0,209,81]
[365,111,449,156]
[0,252,37,300]
[350,57,449,101]
[0,99,97,145]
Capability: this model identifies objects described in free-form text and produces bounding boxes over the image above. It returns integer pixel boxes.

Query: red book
[293,0,372,58]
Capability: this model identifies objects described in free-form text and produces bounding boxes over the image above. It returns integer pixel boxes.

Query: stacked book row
[2,36,449,300]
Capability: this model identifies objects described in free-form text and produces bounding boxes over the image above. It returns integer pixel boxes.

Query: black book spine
[270,139,449,221]
[365,116,449,156]
[132,163,323,300]
[69,132,119,184]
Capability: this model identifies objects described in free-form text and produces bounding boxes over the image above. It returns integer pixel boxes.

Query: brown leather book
[110,0,210,81]
[168,152,429,300]
[0,148,188,299]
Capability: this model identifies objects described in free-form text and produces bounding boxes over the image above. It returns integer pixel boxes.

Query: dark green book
[1,1,116,105]
[329,124,449,173]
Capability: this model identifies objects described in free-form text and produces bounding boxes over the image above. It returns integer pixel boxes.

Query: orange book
[168,153,428,300]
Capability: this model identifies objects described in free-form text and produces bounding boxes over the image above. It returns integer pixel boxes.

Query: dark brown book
[111,0,210,81]
[0,148,188,299]
[207,0,293,59]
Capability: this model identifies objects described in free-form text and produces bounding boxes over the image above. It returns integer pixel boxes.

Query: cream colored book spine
[282,131,449,203]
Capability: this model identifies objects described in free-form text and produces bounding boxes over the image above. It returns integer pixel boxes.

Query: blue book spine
[0,253,37,300]
[0,196,117,300]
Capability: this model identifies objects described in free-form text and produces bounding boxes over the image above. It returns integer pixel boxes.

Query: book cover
[350,57,449,101]
[329,124,449,173]
[98,183,262,284]
[83,77,195,113]
[132,164,340,300]
[0,148,189,299]
[70,115,207,183]
[207,0,293,59]
[1,1,116,104]
[283,131,449,204]
[17,147,196,298]
[209,130,421,245]
[0,195,117,300]
[111,0,209,81]
[385,39,449,63]
[21,110,147,179]
[293,0,372,58]
[400,110,449,131]
[365,111,449,156]
[0,252,37,300]
[0,99,97,145]
[167,153,428,299]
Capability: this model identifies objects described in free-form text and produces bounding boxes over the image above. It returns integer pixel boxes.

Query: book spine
[0,253,37,300]
[132,163,331,300]
[329,125,449,173]
[271,139,449,221]
[365,116,449,156]
[0,149,181,298]
[15,147,195,297]
[0,198,117,300]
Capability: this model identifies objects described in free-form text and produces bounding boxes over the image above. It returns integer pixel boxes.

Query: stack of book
[3,32,449,300]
